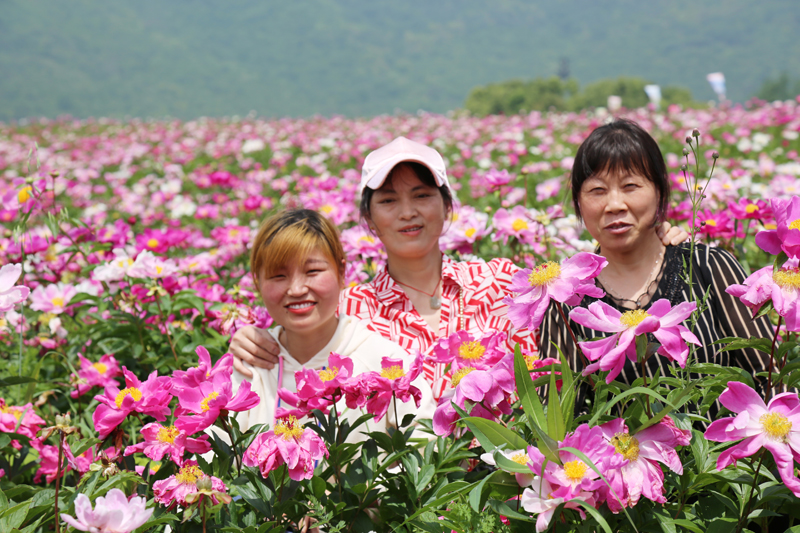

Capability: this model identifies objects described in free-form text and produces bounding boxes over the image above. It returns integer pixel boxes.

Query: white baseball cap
[360,136,449,192]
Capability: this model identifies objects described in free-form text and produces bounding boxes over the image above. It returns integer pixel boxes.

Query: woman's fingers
[657,221,689,245]
[229,326,280,375]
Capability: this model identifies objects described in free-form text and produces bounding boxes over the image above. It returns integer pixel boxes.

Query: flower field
[3,99,800,532]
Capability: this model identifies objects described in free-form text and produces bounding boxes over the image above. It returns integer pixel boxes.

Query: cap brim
[362,154,447,191]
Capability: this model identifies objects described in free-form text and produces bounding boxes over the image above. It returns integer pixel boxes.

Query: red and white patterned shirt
[339,255,538,399]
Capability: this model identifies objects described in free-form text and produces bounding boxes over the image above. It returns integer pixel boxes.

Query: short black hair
[571,119,670,224]
[359,161,453,224]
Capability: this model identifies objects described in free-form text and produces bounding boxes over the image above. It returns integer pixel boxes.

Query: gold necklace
[391,276,443,309]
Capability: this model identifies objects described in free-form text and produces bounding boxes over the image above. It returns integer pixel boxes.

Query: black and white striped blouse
[540,243,774,394]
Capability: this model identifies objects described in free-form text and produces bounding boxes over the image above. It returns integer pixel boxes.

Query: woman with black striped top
[538,120,772,404]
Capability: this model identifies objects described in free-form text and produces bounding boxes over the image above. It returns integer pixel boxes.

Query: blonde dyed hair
[250,209,345,285]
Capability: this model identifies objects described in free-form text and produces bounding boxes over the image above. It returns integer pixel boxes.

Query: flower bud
[682,148,690,156]
[685,136,693,144]
[692,128,700,137]
[680,165,688,171]
[712,151,719,159]
[196,477,213,491]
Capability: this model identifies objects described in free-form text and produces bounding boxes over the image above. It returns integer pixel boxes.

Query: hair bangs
[259,225,330,279]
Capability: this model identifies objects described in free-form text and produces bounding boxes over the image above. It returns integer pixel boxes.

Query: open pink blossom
[521,475,592,533]
[571,299,700,383]
[124,423,211,464]
[126,250,179,279]
[429,330,505,372]
[726,258,800,331]
[70,354,121,398]
[598,417,690,512]
[153,461,227,508]
[343,353,424,422]
[61,488,153,533]
[93,368,173,439]
[0,263,30,313]
[756,196,800,258]
[491,206,541,247]
[29,282,77,314]
[729,198,771,221]
[277,353,354,418]
[484,169,513,191]
[505,252,607,331]
[0,399,45,448]
[171,346,233,393]
[243,415,329,481]
[174,368,260,435]
[705,381,800,496]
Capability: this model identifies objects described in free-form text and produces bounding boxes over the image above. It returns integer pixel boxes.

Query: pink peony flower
[61,489,153,533]
[93,368,173,439]
[535,177,562,202]
[728,198,771,221]
[29,283,78,315]
[705,382,800,496]
[174,364,260,435]
[570,299,700,383]
[598,417,690,512]
[484,169,514,191]
[243,416,329,481]
[153,461,227,508]
[429,330,506,373]
[342,353,424,423]
[505,252,607,331]
[276,353,354,418]
[693,209,735,240]
[756,196,800,258]
[521,475,592,533]
[126,250,178,279]
[70,354,121,399]
[726,258,800,331]
[491,206,541,246]
[0,263,30,313]
[0,399,45,448]
[171,346,233,394]
[123,423,211,464]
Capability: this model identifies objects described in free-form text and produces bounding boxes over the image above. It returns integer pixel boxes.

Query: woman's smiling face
[578,170,660,254]
[367,164,447,261]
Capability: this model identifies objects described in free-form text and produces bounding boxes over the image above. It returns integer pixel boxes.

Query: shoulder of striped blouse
[339,280,378,318]
[453,256,520,284]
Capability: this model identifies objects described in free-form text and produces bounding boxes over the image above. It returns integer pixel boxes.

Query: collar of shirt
[373,255,468,306]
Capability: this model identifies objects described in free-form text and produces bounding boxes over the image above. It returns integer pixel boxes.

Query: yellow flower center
[524,354,539,371]
[0,405,22,419]
[320,205,333,214]
[563,460,588,482]
[611,433,640,461]
[451,366,476,387]
[229,229,240,237]
[510,452,529,465]
[773,267,800,290]
[115,387,143,408]
[358,235,375,244]
[200,391,221,412]
[157,425,181,444]
[465,228,477,238]
[176,464,204,484]
[620,309,650,328]
[745,204,759,214]
[318,367,339,382]
[380,365,406,380]
[275,416,304,441]
[37,312,56,325]
[765,223,777,230]
[512,219,528,232]
[704,219,717,227]
[760,412,792,440]
[18,186,33,204]
[147,238,159,249]
[458,341,486,360]
[92,362,108,374]
[528,262,561,287]
[51,297,65,308]
[789,219,800,231]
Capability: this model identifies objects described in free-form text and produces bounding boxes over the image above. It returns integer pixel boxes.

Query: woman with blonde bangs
[232,208,434,437]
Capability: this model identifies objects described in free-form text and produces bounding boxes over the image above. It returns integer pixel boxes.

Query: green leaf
[0,502,29,533]
[460,416,528,451]
[493,452,531,474]
[774,251,790,273]
[468,471,494,512]
[513,344,546,429]
[487,499,534,522]
[547,364,566,440]
[0,376,37,387]
[589,386,675,427]
[571,500,614,533]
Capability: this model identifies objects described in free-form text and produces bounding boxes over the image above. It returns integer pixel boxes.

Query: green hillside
[1,0,798,120]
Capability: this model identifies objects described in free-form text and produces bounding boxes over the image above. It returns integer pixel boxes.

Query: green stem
[220,417,242,475]
[154,291,178,362]
[767,316,782,402]
[392,394,407,477]
[54,430,65,533]
[737,452,765,532]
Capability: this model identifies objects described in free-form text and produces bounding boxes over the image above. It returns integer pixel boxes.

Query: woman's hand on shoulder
[230,326,281,377]
[657,221,690,246]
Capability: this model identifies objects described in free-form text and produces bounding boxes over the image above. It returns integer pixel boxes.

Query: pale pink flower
[61,489,153,533]
[30,283,77,314]
[491,206,541,246]
[756,196,800,258]
[726,258,800,331]
[535,177,562,202]
[71,354,122,398]
[126,250,178,279]
[521,475,592,533]
[123,423,211,464]
[153,461,227,508]
[0,263,30,313]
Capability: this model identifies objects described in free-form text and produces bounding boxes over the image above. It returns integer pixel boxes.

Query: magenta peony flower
[342,353,424,423]
[726,258,800,331]
[70,354,121,399]
[728,198,771,221]
[0,263,30,313]
[153,461,227,508]
[491,206,541,247]
[484,169,514,191]
[243,416,329,481]
[174,366,260,435]
[93,368,173,439]
[0,399,45,449]
[123,423,211,464]
[429,330,506,373]
[61,489,153,533]
[171,346,233,394]
[756,196,800,258]
[705,382,800,496]
[505,252,607,331]
[277,353,354,418]
[570,299,700,383]
[598,417,690,512]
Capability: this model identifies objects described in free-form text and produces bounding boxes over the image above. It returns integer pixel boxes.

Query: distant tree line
[464,76,695,116]
[756,72,800,102]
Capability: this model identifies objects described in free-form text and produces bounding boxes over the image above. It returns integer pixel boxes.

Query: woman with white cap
[231,136,687,399]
